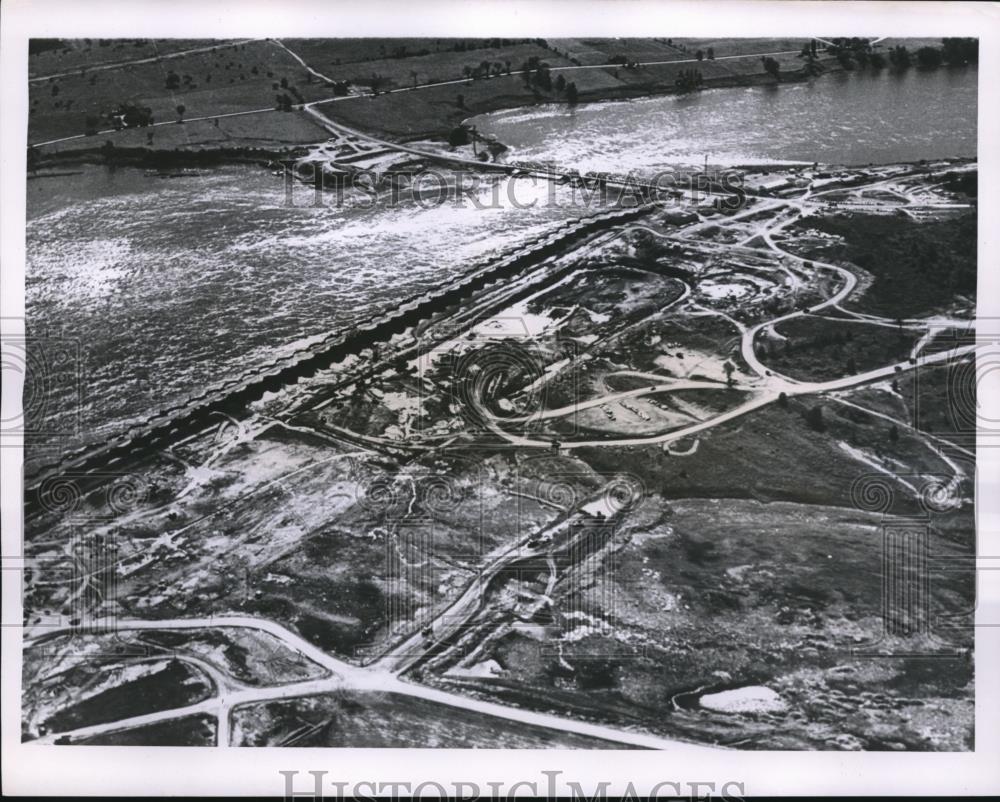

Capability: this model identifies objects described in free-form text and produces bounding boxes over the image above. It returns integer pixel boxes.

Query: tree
[889,45,912,69]
[889,424,900,443]
[916,46,943,69]
[555,74,566,92]
[175,104,185,123]
[762,56,780,79]
[723,360,736,386]
[778,391,789,408]
[448,125,470,148]
[941,38,978,65]
[565,81,579,104]
[675,68,703,93]
[532,65,553,91]
[696,49,704,61]
[165,71,180,90]
[707,47,714,60]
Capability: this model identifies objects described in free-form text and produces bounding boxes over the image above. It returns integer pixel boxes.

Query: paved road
[26,616,712,750]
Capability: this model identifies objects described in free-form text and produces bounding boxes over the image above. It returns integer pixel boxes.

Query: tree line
[820,37,978,71]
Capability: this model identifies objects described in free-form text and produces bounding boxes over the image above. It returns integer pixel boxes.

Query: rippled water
[26,67,977,449]
[26,168,588,445]
[470,66,978,171]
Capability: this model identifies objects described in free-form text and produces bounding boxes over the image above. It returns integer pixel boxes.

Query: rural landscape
[21,35,978,751]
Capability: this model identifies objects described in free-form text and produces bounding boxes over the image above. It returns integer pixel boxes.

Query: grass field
[71,714,217,746]
[766,315,920,382]
[28,40,312,143]
[43,109,328,153]
[29,38,231,78]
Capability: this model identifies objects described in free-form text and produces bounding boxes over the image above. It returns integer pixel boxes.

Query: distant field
[282,37,543,70]
[672,38,807,57]
[291,42,564,91]
[28,40,312,143]
[42,109,328,153]
[28,38,230,78]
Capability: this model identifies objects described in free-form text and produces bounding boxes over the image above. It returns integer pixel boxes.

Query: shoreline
[30,59,978,173]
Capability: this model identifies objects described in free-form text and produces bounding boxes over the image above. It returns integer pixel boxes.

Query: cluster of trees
[326,79,351,96]
[449,38,543,53]
[893,39,979,69]
[163,70,198,91]
[100,102,154,132]
[274,77,306,105]
[940,38,979,65]
[822,37,977,72]
[514,59,578,101]
[674,68,704,93]
[463,59,513,81]
[518,55,553,89]
[888,46,912,69]
[385,44,429,60]
[317,38,541,65]
[609,54,642,69]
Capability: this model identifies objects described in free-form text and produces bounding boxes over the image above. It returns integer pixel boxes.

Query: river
[24,66,977,454]
[469,65,977,171]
